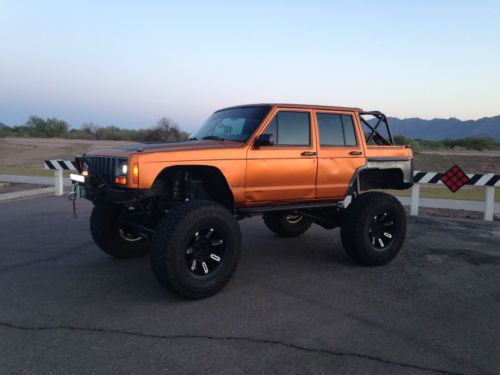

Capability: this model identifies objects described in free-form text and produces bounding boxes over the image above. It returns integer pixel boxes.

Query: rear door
[245,108,318,204]
[315,111,366,198]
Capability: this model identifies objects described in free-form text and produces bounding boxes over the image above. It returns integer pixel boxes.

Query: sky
[1,0,499,132]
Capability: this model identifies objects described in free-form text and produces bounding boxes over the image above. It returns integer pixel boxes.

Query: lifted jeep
[70,103,413,299]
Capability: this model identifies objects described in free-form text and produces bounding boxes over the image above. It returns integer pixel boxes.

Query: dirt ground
[1,137,499,174]
[0,137,137,169]
[415,150,500,174]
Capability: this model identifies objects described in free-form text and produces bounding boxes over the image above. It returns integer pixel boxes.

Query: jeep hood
[85,140,245,158]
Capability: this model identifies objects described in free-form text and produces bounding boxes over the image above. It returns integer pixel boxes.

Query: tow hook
[68,186,77,218]
[68,184,79,201]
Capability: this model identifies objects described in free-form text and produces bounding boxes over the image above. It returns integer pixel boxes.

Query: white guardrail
[44,159,77,196]
[411,171,499,221]
[44,160,498,221]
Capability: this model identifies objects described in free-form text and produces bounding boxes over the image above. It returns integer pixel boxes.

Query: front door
[245,109,318,204]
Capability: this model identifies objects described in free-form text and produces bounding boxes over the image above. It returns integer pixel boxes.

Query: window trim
[316,112,358,148]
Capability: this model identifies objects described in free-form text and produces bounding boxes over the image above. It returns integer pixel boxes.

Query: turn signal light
[132,163,139,184]
[115,177,127,185]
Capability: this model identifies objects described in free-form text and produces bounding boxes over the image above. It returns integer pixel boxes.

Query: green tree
[26,115,48,136]
[148,117,183,142]
[46,118,69,137]
[81,122,99,139]
[25,116,68,137]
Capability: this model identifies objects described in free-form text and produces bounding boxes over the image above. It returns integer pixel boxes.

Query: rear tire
[341,192,406,266]
[90,203,149,259]
[263,211,312,237]
[150,200,241,299]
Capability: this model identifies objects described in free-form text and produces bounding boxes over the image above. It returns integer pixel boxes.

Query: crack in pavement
[0,322,466,375]
[0,241,93,273]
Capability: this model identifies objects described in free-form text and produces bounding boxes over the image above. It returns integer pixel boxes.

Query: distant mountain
[0,122,9,129]
[387,115,500,141]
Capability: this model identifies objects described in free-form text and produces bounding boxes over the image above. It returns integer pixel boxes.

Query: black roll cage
[359,111,394,145]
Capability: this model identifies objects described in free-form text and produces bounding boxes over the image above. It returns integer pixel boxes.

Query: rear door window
[317,113,357,147]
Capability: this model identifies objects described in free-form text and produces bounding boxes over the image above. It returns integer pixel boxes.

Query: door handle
[301,151,317,156]
[349,151,363,155]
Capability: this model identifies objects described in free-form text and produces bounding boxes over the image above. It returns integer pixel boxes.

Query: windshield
[189,106,271,142]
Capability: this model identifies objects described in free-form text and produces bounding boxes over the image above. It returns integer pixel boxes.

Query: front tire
[263,211,312,237]
[150,200,241,299]
[90,203,149,259]
[341,192,406,266]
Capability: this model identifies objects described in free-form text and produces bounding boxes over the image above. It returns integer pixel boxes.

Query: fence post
[484,186,495,221]
[54,170,64,196]
[410,183,420,216]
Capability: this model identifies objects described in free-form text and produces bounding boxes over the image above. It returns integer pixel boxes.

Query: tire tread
[90,203,149,259]
[341,192,406,266]
[150,200,241,299]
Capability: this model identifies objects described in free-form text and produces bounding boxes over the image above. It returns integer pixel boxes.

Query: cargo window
[263,111,310,146]
[317,113,357,147]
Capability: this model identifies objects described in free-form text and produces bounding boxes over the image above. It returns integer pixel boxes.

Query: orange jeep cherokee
[70,104,413,299]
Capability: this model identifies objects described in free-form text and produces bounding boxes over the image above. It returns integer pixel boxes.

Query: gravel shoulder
[0,182,49,194]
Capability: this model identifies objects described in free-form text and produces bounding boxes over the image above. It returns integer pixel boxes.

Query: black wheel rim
[285,213,303,224]
[117,218,142,242]
[368,211,395,250]
[185,227,226,277]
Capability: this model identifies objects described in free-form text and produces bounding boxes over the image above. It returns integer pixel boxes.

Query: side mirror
[254,133,275,147]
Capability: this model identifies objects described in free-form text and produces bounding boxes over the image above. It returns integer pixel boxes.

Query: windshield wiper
[202,135,225,141]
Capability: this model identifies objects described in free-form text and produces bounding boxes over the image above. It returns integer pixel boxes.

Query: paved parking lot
[0,196,499,375]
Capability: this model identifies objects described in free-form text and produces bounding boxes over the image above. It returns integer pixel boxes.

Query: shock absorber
[168,170,186,201]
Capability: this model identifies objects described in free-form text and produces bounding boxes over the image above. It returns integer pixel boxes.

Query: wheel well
[358,168,408,191]
[152,165,234,209]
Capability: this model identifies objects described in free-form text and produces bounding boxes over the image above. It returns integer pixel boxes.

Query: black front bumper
[73,183,150,204]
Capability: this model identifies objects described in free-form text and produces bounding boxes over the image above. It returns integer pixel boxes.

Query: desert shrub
[393,134,420,151]
[442,137,495,151]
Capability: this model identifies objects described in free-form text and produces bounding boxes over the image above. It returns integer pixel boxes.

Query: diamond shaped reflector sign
[440,165,469,192]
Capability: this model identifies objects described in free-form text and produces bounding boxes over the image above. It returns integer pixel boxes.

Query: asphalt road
[0,196,499,375]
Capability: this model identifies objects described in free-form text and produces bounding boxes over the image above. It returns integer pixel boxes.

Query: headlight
[115,160,128,185]
[115,161,128,177]
[81,162,89,176]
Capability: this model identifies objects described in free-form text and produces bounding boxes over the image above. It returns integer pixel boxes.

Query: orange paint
[85,104,413,207]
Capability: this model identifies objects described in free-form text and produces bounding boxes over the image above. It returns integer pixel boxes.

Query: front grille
[85,156,126,185]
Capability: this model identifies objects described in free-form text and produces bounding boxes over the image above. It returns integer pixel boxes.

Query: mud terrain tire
[341,192,406,266]
[150,200,241,299]
[90,203,149,259]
